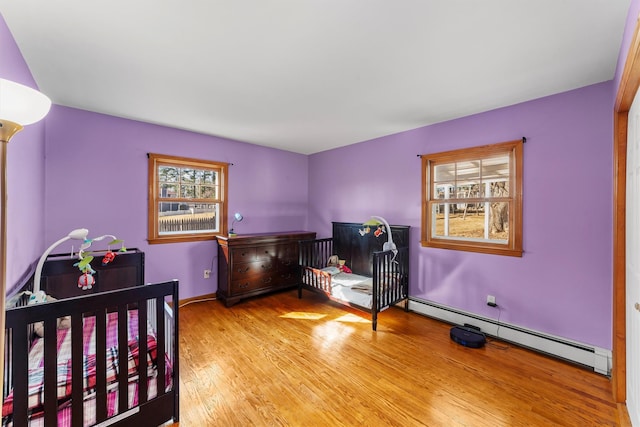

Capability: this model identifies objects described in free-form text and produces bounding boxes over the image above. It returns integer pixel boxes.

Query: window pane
[158,202,219,235]
[181,168,197,183]
[181,185,196,198]
[432,203,508,242]
[433,184,452,200]
[158,166,179,182]
[488,202,509,240]
[490,181,509,197]
[199,185,217,199]
[454,183,480,199]
[433,204,486,238]
[482,156,509,180]
[434,163,455,182]
[159,184,178,198]
[196,170,217,184]
[456,160,480,181]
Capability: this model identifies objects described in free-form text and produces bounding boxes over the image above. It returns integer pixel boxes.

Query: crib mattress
[327,272,374,309]
[2,309,172,427]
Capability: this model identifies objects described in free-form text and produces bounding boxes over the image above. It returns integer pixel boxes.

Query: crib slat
[96,309,108,423]
[71,312,84,423]
[172,281,180,422]
[3,328,11,400]
[117,305,129,414]
[43,317,58,425]
[11,321,29,426]
[137,298,148,404]
[155,296,166,398]
[372,253,380,331]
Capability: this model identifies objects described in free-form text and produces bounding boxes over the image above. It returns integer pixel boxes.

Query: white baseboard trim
[408,297,612,376]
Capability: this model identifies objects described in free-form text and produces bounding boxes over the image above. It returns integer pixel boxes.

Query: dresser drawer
[232,248,256,263]
[231,260,277,280]
[255,245,277,260]
[277,243,298,261]
[277,257,297,271]
[231,274,277,293]
[232,271,297,293]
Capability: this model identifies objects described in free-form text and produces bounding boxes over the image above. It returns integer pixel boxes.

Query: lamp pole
[0,127,20,399]
[0,78,51,399]
[0,138,8,395]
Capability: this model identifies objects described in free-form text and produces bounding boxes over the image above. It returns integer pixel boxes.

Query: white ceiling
[0,1,631,155]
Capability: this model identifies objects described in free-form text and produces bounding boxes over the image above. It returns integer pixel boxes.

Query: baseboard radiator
[408,297,611,376]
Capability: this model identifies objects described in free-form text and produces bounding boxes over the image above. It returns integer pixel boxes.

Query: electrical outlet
[204,269,211,279]
[487,295,496,306]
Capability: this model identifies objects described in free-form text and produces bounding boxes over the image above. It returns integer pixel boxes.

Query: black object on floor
[450,326,487,348]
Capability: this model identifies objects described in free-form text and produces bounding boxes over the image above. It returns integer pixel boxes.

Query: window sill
[421,240,523,257]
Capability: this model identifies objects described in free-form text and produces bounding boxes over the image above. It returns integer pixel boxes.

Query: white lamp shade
[0,78,51,125]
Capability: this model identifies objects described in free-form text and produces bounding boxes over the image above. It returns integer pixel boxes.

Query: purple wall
[0,14,47,293]
[44,106,309,300]
[309,82,614,349]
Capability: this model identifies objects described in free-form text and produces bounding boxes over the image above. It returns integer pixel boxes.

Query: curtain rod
[416,136,527,157]
[145,152,234,165]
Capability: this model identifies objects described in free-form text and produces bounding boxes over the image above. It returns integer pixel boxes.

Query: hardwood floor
[175,289,628,426]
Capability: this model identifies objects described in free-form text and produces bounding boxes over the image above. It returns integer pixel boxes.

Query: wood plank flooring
[175,289,629,426]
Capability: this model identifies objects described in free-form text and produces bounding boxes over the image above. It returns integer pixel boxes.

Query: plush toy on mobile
[78,271,96,290]
[102,250,116,265]
[74,256,96,290]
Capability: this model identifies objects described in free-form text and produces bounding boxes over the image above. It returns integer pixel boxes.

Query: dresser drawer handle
[236,266,250,273]
[238,282,249,289]
[261,263,273,270]
[281,260,292,266]
[262,277,272,284]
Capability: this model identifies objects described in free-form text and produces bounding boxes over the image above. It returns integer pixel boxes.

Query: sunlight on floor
[279,311,327,320]
[312,320,354,348]
[279,311,370,326]
[334,313,370,324]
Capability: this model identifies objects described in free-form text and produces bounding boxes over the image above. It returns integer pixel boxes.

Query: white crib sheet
[329,272,374,309]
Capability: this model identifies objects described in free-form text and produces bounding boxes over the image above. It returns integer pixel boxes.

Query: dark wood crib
[298,221,410,330]
[3,250,179,426]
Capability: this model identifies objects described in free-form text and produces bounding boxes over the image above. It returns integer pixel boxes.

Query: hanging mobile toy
[102,250,116,265]
[374,225,386,237]
[74,256,96,290]
[78,271,95,290]
[101,238,127,265]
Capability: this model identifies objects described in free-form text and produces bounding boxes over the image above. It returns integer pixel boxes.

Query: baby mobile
[359,216,398,261]
[74,234,127,290]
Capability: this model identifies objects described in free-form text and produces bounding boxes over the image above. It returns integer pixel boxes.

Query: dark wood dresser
[216,231,316,307]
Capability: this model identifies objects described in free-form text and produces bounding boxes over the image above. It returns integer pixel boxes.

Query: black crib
[298,221,410,330]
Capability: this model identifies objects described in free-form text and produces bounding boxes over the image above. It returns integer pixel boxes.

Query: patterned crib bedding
[2,310,172,427]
